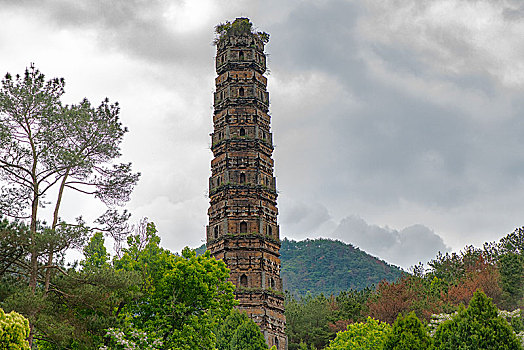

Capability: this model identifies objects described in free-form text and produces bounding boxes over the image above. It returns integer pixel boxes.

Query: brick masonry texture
[206,22,287,350]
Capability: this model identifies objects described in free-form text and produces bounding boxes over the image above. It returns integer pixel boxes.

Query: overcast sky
[1,0,524,269]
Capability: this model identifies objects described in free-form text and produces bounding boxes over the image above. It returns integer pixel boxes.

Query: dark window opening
[270,277,275,289]
[239,50,244,61]
[253,116,257,124]
[268,225,272,236]
[240,274,248,287]
[214,225,219,239]
[239,87,244,97]
[275,337,279,349]
[239,173,246,183]
[239,128,246,136]
[240,221,247,233]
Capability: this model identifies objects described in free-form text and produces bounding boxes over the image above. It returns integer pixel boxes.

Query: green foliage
[115,224,236,349]
[499,227,524,256]
[383,312,431,350]
[229,316,268,350]
[216,310,272,350]
[215,309,249,350]
[499,252,524,310]
[334,289,372,321]
[285,293,333,349]
[0,64,139,235]
[0,218,28,279]
[0,65,139,347]
[280,238,403,297]
[1,229,139,349]
[325,317,391,350]
[0,307,29,350]
[214,17,269,44]
[81,232,109,271]
[428,246,484,287]
[28,265,138,349]
[433,290,522,350]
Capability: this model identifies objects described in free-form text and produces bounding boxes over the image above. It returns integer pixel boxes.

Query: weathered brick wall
[207,20,287,350]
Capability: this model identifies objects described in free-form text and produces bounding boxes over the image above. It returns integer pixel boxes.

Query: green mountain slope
[280,238,403,296]
[193,237,404,296]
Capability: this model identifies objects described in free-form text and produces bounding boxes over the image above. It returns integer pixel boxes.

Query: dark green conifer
[383,312,432,350]
[433,290,522,350]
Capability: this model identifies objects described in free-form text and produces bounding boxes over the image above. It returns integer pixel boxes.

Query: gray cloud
[333,215,450,269]
[1,0,524,260]
[278,197,333,238]
[267,0,524,250]
[0,0,215,67]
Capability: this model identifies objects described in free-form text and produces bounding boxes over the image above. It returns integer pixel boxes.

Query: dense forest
[280,238,403,296]
[284,227,524,349]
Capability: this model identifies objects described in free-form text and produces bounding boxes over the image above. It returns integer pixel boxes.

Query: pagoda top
[214,18,270,47]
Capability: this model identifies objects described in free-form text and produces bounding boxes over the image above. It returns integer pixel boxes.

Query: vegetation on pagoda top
[214,18,270,45]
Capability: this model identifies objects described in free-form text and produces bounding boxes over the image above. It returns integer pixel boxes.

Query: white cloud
[333,215,450,269]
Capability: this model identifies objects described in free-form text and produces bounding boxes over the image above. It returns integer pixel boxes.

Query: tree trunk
[28,197,38,349]
[44,169,70,293]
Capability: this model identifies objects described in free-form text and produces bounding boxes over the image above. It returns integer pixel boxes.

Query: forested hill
[195,237,403,296]
[280,238,403,296]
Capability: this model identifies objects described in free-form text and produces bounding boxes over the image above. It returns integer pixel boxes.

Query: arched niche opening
[239,221,247,233]
[239,87,244,97]
[240,274,248,287]
[239,50,244,61]
[214,225,219,239]
[239,127,246,136]
[270,277,275,289]
[239,172,246,184]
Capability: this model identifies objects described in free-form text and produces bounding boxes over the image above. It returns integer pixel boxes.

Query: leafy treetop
[0,307,30,350]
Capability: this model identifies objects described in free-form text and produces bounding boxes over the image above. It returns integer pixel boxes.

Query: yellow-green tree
[325,317,390,350]
[0,307,29,350]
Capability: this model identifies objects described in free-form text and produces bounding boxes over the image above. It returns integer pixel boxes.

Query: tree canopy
[114,223,237,349]
[433,290,521,350]
[0,307,30,350]
[325,317,391,350]
[0,64,139,347]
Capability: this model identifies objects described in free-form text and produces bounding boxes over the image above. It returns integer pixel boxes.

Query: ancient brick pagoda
[206,18,287,350]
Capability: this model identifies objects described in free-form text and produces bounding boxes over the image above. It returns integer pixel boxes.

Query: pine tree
[383,312,432,350]
[433,290,522,349]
